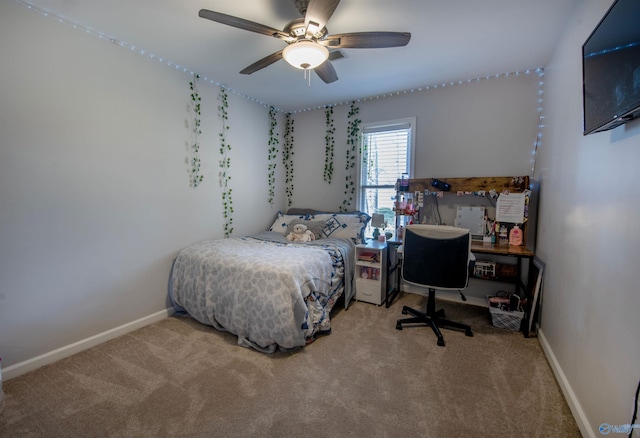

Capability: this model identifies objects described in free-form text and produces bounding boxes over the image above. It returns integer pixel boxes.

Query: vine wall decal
[188,74,204,187]
[218,86,233,237]
[341,101,361,211]
[283,113,295,207]
[324,105,335,183]
[267,107,279,205]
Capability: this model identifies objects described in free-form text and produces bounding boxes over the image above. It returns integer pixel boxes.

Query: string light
[290,68,545,113]
[530,69,545,178]
[14,0,277,110]
[16,0,546,124]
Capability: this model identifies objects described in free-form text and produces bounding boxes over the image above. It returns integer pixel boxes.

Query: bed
[169,210,369,353]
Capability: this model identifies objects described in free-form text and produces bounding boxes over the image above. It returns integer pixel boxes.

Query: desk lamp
[371,213,386,240]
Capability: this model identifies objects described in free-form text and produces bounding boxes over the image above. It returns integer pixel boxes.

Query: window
[357,118,415,236]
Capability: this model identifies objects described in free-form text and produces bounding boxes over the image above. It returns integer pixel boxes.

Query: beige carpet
[0,292,580,438]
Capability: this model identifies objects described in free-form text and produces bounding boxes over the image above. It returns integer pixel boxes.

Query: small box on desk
[473,260,496,278]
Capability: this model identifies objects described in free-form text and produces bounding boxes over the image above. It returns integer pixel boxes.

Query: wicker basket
[488,296,524,331]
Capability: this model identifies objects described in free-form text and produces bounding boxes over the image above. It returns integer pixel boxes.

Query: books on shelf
[357,251,378,262]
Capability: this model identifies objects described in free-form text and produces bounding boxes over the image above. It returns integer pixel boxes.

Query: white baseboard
[538,329,594,438]
[3,308,175,381]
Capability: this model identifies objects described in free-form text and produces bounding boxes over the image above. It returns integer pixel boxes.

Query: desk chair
[396,224,474,346]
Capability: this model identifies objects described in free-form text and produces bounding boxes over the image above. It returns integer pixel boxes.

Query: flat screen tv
[582,0,640,135]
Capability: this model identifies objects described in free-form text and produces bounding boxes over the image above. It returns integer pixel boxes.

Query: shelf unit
[355,241,388,305]
[407,175,533,248]
[394,186,419,241]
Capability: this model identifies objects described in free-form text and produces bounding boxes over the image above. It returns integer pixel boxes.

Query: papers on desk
[496,193,526,223]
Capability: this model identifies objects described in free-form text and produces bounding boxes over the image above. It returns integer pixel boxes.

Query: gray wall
[0,2,286,371]
[292,73,540,204]
[535,1,640,436]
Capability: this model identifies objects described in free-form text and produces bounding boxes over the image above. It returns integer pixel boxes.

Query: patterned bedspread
[169,231,355,352]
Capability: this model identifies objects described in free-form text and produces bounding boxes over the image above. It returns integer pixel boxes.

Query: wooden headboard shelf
[408,176,529,194]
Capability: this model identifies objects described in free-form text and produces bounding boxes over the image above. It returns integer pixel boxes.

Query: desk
[470,241,534,258]
[384,240,536,336]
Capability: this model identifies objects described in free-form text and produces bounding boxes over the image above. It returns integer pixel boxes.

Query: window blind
[362,127,411,187]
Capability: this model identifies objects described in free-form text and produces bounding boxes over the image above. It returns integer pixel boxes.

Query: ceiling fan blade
[314,60,338,84]
[199,9,291,40]
[239,50,284,75]
[323,32,411,48]
[304,0,341,34]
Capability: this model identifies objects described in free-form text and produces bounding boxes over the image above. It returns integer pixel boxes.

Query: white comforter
[169,232,354,352]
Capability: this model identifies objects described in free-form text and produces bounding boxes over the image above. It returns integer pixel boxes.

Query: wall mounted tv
[582,0,640,135]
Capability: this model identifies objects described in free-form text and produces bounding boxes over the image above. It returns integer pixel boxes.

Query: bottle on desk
[498,225,508,245]
[509,224,523,246]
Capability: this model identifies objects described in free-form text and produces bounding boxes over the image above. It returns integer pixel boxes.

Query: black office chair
[395,224,474,346]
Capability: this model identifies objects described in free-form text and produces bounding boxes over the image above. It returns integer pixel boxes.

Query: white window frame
[356,117,416,234]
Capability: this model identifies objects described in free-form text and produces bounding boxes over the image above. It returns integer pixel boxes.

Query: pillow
[269,211,370,244]
[269,213,312,235]
[285,208,320,215]
[313,212,370,244]
[286,219,326,240]
[286,208,364,216]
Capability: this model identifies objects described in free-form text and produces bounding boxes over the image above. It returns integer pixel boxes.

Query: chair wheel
[465,329,473,337]
[396,323,403,330]
[401,308,408,315]
[437,338,445,347]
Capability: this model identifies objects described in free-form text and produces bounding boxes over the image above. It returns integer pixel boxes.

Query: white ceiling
[21,0,582,112]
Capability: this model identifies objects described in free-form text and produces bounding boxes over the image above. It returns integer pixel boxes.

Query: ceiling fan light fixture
[282,40,329,70]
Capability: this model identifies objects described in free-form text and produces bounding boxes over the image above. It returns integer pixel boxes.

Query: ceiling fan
[198,0,411,84]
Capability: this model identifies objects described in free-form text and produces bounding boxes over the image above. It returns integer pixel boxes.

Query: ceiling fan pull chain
[305,67,312,87]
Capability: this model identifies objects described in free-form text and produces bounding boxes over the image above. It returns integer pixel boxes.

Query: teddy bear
[286,223,316,243]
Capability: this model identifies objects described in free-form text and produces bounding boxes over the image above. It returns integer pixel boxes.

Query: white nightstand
[355,240,388,305]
